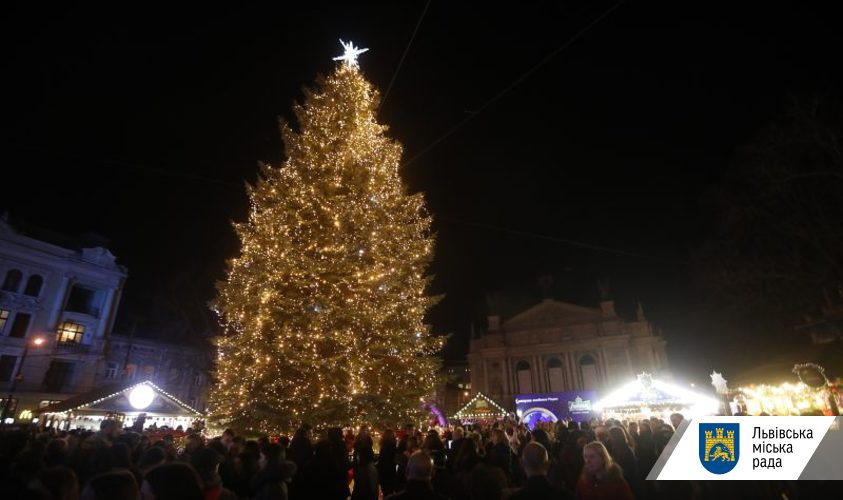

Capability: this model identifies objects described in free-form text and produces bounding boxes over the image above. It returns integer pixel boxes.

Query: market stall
[452,392,508,424]
[727,364,841,416]
[593,373,719,421]
[38,380,204,431]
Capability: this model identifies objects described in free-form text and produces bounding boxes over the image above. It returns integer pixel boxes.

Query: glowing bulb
[128,385,155,410]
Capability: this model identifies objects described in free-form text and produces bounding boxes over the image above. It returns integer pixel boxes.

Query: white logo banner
[649,416,837,480]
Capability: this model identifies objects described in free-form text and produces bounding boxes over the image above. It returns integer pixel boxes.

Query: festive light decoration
[208,48,443,434]
[38,380,204,432]
[594,373,719,418]
[733,382,831,415]
[40,380,203,416]
[333,39,369,68]
[128,385,155,409]
[453,392,508,421]
[710,371,729,394]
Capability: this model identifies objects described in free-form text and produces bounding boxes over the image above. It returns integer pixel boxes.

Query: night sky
[4,2,840,378]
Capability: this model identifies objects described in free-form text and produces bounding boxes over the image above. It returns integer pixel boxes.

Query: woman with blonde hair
[575,441,633,500]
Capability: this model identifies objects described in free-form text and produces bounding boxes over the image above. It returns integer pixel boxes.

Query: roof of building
[1,216,109,252]
[0,216,127,274]
[500,299,603,330]
[38,379,203,416]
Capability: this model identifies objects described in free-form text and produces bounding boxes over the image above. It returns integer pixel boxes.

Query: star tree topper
[710,371,729,394]
[333,39,369,68]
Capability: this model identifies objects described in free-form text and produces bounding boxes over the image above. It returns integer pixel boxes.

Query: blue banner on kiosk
[515,391,597,429]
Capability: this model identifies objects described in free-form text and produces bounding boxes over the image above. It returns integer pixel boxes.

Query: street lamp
[1,336,46,424]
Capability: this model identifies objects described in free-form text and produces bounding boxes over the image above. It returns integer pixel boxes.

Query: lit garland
[40,380,204,416]
[208,44,444,434]
[733,382,830,415]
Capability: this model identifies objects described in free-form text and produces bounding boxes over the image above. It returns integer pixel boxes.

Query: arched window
[2,269,23,292]
[516,360,532,394]
[580,354,599,389]
[24,275,43,297]
[546,357,565,392]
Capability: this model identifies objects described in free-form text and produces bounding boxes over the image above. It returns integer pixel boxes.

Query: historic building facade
[0,218,127,418]
[0,218,210,421]
[467,298,668,408]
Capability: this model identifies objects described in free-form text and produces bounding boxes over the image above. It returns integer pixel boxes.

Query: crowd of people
[0,412,831,499]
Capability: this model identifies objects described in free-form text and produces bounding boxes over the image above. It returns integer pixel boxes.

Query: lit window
[57,322,85,344]
[105,362,118,379]
[0,309,9,333]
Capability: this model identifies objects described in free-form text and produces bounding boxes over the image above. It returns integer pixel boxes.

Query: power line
[18,150,672,261]
[381,0,432,110]
[436,215,681,263]
[402,0,626,168]
[13,147,242,188]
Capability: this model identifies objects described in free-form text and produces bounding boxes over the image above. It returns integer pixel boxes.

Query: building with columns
[0,218,127,418]
[467,298,668,409]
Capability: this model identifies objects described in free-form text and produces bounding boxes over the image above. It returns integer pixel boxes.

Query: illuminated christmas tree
[209,41,443,434]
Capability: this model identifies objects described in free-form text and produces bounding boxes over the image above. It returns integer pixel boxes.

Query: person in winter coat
[484,429,511,482]
[377,429,399,496]
[575,441,633,500]
[608,427,638,489]
[250,443,297,500]
[351,445,379,500]
[385,451,448,500]
[191,447,238,500]
[507,442,573,500]
[307,440,350,500]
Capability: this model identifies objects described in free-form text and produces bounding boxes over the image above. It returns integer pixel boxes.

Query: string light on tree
[208,41,443,434]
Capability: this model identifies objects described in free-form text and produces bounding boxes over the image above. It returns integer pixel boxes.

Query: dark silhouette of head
[142,462,203,500]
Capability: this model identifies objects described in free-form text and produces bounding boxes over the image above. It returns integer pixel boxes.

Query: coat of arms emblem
[699,423,739,474]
